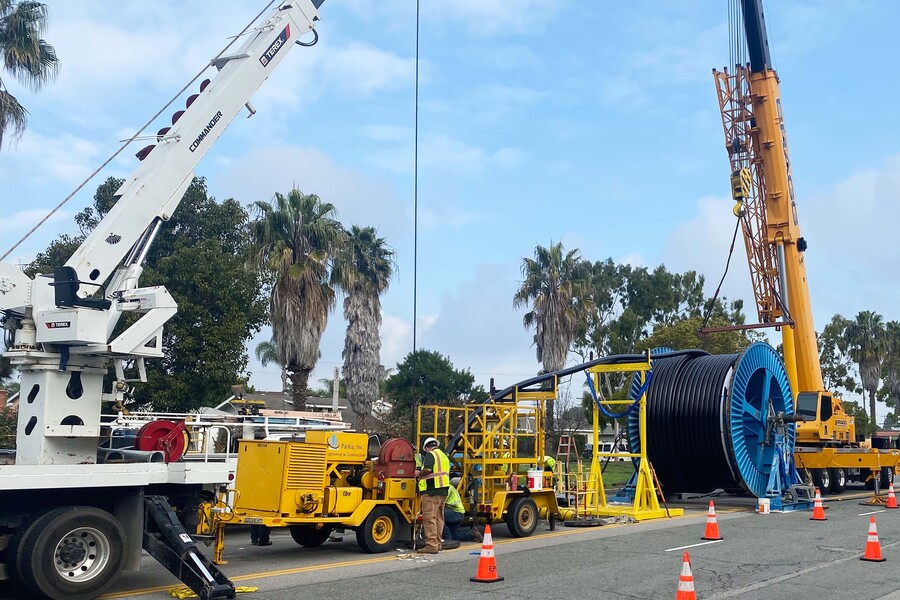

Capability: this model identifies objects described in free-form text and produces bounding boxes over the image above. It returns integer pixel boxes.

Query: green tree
[383,349,487,436]
[818,314,856,394]
[843,400,875,438]
[334,225,395,431]
[513,242,593,434]
[636,315,749,355]
[0,0,58,148]
[28,176,267,412]
[250,189,346,410]
[845,311,886,425]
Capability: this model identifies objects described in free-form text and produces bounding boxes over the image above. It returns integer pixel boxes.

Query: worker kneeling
[443,486,483,543]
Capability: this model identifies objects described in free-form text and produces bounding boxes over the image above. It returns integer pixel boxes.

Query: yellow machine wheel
[355,506,398,553]
[505,497,538,537]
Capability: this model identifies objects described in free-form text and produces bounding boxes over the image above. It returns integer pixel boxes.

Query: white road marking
[858,509,886,516]
[665,539,724,552]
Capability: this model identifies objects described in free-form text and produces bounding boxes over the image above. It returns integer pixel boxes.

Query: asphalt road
[6,490,900,600]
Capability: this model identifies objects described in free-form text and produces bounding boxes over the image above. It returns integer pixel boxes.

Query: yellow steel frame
[418,388,549,512]
[581,356,682,521]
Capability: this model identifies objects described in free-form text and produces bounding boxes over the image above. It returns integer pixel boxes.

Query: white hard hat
[422,437,439,450]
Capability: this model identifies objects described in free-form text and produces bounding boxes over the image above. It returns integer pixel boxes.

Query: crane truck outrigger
[710,0,899,494]
[0,2,325,598]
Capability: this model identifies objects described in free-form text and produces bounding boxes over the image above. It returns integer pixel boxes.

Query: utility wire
[413,0,419,355]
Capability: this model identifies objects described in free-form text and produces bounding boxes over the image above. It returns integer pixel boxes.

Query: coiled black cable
[631,353,745,494]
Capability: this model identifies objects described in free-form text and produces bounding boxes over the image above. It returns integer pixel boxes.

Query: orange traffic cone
[470,524,504,583]
[675,552,697,600]
[861,516,887,562]
[701,500,723,540]
[810,488,827,521]
[886,483,898,509]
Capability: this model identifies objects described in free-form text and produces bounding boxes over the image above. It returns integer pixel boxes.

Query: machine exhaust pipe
[98,447,165,463]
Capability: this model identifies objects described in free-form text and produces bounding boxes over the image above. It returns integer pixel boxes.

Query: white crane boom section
[66,1,320,286]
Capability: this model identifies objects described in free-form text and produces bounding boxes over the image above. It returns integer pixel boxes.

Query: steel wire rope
[1,0,281,261]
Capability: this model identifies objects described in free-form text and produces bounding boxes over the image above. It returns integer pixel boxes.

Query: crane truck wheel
[829,468,847,494]
[290,525,334,548]
[813,469,832,495]
[880,467,894,490]
[16,505,126,600]
[505,497,538,537]
[355,506,399,553]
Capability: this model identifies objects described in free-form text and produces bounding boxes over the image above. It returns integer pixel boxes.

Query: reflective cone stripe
[861,516,887,562]
[470,524,504,583]
[811,488,827,521]
[676,552,697,600]
[701,500,722,540]
[887,483,898,509]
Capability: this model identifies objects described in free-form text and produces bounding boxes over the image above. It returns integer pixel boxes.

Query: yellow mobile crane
[710,0,898,493]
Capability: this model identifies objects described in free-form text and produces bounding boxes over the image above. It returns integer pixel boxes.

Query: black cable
[636,353,748,494]
[295,29,318,47]
[700,214,742,331]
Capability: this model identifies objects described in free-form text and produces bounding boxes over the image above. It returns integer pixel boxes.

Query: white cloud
[213,144,409,242]
[320,42,416,96]
[632,23,725,85]
[0,130,102,188]
[380,314,414,368]
[365,133,524,176]
[419,263,539,386]
[661,195,755,308]
[425,0,563,36]
[803,153,900,322]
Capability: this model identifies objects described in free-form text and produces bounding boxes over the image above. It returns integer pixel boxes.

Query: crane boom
[1,0,323,467]
[713,0,850,446]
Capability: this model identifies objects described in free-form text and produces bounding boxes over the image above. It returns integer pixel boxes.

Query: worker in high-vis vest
[543,455,557,471]
[415,437,451,554]
[442,485,483,543]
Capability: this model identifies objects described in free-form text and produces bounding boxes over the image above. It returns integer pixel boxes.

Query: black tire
[355,506,398,553]
[829,467,847,494]
[505,497,538,538]
[813,468,832,494]
[8,515,43,596]
[18,506,126,600]
[289,525,334,548]
[881,467,894,489]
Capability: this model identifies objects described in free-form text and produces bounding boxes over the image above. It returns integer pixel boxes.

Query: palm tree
[844,311,886,426]
[0,0,59,149]
[255,338,288,393]
[882,321,900,412]
[251,189,346,410]
[334,225,395,430]
[513,241,593,435]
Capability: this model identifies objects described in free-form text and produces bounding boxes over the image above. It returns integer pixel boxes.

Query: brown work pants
[420,493,447,552]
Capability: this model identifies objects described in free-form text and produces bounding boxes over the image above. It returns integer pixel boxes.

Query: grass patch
[558,460,635,489]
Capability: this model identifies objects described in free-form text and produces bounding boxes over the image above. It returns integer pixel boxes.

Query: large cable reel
[627,342,794,498]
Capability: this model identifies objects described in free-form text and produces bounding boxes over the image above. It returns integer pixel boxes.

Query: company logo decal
[260,24,291,67]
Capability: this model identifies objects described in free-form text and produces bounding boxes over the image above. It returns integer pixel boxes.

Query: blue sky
[2,0,898,415]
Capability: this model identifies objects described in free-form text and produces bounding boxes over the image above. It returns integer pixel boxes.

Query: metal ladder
[557,434,581,493]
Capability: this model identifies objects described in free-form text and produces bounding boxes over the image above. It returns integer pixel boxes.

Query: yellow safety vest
[544,455,557,470]
[446,485,465,514]
[418,448,450,493]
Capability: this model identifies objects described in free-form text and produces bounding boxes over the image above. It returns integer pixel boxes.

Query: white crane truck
[0,2,324,598]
